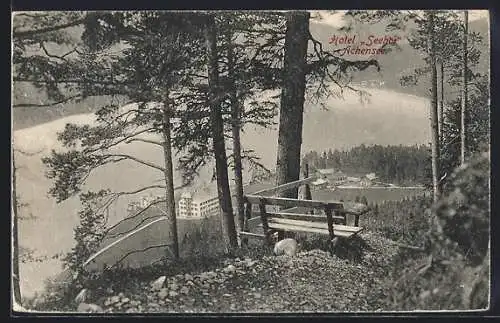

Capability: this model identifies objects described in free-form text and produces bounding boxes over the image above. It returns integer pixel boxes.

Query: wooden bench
[239,173,370,246]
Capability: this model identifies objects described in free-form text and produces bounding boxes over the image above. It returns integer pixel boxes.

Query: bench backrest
[244,194,344,212]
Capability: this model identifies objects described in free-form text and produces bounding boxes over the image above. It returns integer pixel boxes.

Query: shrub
[364,196,433,246]
[433,152,490,266]
[380,152,491,310]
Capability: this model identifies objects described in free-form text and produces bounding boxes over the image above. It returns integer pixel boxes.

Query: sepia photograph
[11,10,490,314]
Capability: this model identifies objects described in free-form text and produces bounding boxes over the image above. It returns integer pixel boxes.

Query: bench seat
[259,217,363,239]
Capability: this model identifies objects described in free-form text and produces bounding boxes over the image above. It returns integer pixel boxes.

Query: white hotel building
[178,189,220,219]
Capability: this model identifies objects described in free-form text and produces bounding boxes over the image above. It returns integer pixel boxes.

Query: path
[94,232,398,313]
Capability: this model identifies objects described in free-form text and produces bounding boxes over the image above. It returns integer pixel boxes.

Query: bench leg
[277,230,285,241]
[242,202,253,246]
[330,237,340,253]
[259,200,272,246]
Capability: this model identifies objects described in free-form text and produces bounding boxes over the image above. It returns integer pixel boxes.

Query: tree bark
[205,15,238,250]
[226,31,246,241]
[12,152,22,304]
[428,12,440,202]
[275,11,310,199]
[162,97,179,260]
[461,10,468,165]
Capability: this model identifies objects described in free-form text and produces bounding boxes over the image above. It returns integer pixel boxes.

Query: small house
[311,178,328,190]
[316,168,335,179]
[316,168,347,185]
[360,173,378,187]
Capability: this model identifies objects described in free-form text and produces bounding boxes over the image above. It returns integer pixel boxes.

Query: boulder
[273,238,299,257]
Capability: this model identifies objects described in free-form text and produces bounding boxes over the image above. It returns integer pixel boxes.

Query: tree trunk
[12,152,22,304]
[162,97,179,260]
[276,11,310,199]
[226,31,246,240]
[461,10,468,165]
[439,61,445,143]
[205,15,238,250]
[428,12,440,202]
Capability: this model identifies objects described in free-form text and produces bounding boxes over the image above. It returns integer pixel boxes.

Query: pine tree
[204,13,238,250]
[275,11,310,198]
[275,10,380,198]
[461,10,469,165]
[11,152,21,304]
[428,11,441,202]
[12,11,91,305]
[36,12,210,260]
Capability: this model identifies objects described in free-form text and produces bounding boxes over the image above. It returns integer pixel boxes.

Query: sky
[309,10,490,29]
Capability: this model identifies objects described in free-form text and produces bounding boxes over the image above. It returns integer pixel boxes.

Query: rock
[121,297,130,304]
[169,283,179,291]
[158,288,169,299]
[225,264,236,273]
[77,303,104,313]
[118,292,125,298]
[419,290,431,300]
[151,276,167,290]
[180,286,189,294]
[245,260,257,267]
[74,288,90,304]
[109,296,120,305]
[254,293,262,299]
[274,238,299,257]
[169,291,178,298]
[185,273,194,281]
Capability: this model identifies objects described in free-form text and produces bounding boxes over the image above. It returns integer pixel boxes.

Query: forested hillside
[303,144,430,185]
